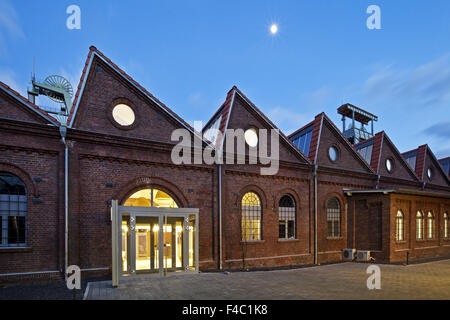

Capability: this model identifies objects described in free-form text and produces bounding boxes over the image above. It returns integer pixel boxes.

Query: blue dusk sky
[0,0,449,158]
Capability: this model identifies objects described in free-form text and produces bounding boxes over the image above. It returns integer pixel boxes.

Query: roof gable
[423,147,450,186]
[308,113,373,173]
[0,82,58,126]
[68,46,205,144]
[203,86,310,164]
[375,132,420,182]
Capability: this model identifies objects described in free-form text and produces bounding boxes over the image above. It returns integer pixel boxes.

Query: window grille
[0,173,27,247]
[396,210,404,241]
[241,192,261,241]
[279,195,296,239]
[327,198,341,238]
[416,211,424,240]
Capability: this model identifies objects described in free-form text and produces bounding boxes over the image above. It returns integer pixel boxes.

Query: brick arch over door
[114,176,189,208]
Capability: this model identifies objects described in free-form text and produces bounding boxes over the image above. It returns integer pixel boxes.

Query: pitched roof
[0,81,59,125]
[67,46,206,143]
[203,86,310,163]
[402,145,450,183]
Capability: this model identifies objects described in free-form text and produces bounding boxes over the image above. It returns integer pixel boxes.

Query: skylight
[290,127,313,156]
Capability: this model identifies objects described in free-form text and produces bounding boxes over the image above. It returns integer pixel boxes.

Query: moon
[270,23,278,35]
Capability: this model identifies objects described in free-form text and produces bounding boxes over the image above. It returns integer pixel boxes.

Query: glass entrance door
[120,212,197,276]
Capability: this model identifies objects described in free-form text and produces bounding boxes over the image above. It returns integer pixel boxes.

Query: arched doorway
[111,188,198,284]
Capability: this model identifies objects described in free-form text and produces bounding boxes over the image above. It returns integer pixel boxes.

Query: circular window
[244,128,258,147]
[112,104,135,126]
[386,159,393,172]
[427,167,433,179]
[328,146,338,162]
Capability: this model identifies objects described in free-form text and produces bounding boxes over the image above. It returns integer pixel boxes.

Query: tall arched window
[241,192,262,241]
[279,195,296,240]
[416,211,424,240]
[0,173,27,247]
[396,210,405,241]
[327,198,341,238]
[427,211,435,239]
[124,188,178,208]
[444,213,449,239]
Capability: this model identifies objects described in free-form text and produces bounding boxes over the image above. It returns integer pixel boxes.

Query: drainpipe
[313,164,318,265]
[59,125,69,281]
[375,174,380,189]
[218,163,222,270]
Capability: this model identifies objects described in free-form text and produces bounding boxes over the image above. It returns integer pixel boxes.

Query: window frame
[444,213,449,239]
[241,192,262,241]
[278,195,296,240]
[0,173,28,248]
[427,211,435,240]
[416,211,424,240]
[326,197,341,239]
[395,210,405,242]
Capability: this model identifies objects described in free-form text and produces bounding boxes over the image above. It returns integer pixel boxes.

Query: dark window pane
[0,218,2,244]
[279,221,286,239]
[287,220,295,238]
[8,216,26,244]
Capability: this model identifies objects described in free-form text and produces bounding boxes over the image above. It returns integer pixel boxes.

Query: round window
[112,104,135,126]
[244,128,258,147]
[328,146,338,162]
[427,167,433,179]
[386,159,393,172]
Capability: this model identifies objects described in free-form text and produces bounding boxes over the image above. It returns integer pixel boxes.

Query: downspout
[375,174,380,189]
[218,163,222,270]
[59,125,69,281]
[313,164,318,265]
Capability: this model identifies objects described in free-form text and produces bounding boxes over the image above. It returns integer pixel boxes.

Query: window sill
[240,240,265,244]
[326,237,343,240]
[278,239,300,243]
[0,247,32,253]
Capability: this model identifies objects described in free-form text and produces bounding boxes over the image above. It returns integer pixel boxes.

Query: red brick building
[1,46,449,282]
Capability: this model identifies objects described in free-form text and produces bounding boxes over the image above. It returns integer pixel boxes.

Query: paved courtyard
[85,259,450,300]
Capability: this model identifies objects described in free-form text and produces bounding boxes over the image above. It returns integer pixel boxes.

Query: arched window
[0,173,27,247]
[427,211,435,239]
[241,192,261,241]
[444,213,449,239]
[124,188,178,208]
[416,211,424,240]
[327,198,341,238]
[279,195,296,240]
[396,210,405,241]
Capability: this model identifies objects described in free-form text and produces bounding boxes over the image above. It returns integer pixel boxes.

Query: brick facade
[0,47,449,282]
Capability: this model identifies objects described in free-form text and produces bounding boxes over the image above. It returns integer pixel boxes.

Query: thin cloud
[363,54,450,108]
[0,0,25,39]
[424,122,450,140]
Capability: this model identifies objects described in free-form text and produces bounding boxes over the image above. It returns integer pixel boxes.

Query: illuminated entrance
[111,189,198,286]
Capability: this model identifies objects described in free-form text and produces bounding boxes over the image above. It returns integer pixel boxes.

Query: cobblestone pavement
[85,260,450,300]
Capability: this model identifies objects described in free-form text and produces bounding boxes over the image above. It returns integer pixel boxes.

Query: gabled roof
[0,81,59,126]
[362,131,420,181]
[68,46,206,144]
[203,86,310,163]
[402,145,427,180]
[438,157,450,177]
[289,112,373,172]
[402,145,450,184]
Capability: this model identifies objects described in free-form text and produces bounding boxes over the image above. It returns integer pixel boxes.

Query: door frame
[111,200,199,287]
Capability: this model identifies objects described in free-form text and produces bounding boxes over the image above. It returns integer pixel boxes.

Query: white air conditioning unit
[356,250,371,262]
[342,249,356,261]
